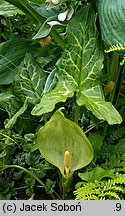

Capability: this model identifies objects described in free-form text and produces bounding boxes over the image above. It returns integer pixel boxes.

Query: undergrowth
[74,135,125,200]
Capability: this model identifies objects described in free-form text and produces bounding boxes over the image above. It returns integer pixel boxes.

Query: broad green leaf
[30,3,63,19]
[0,0,22,16]
[0,149,7,158]
[78,166,115,183]
[0,91,27,122]
[5,99,28,129]
[12,53,47,105]
[30,0,44,3]
[32,18,63,40]
[0,53,47,130]
[0,37,40,84]
[31,3,64,39]
[88,134,103,163]
[32,19,53,39]
[37,108,93,178]
[4,0,44,22]
[43,69,57,93]
[32,5,122,125]
[97,0,125,53]
[0,92,14,109]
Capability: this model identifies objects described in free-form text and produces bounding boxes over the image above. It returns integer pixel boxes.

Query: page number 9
[115,203,121,211]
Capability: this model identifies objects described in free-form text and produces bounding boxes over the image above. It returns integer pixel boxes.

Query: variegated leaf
[32,5,122,125]
[13,53,47,105]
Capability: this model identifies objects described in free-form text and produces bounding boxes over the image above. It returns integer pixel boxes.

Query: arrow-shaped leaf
[32,5,122,125]
[13,53,47,105]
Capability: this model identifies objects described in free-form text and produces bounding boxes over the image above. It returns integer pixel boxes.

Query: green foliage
[0,0,125,200]
[97,0,125,54]
[32,5,122,125]
[78,167,115,182]
[0,0,22,16]
[0,130,52,199]
[13,53,47,105]
[74,175,125,200]
[97,138,125,171]
[45,179,56,195]
[0,180,17,199]
[0,37,40,84]
[25,177,35,197]
[108,125,125,143]
[74,137,125,200]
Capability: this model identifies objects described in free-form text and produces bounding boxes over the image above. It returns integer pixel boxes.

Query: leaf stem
[20,0,45,24]
[0,131,21,148]
[112,63,125,108]
[51,30,64,49]
[74,103,80,124]
[102,54,119,139]
[0,164,60,199]
[0,165,46,188]
[108,53,119,81]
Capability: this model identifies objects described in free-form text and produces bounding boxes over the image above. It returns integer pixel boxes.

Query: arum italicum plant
[37,108,93,196]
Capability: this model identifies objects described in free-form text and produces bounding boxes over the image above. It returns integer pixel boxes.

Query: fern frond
[105,43,125,53]
[74,175,125,200]
[100,191,120,200]
[109,125,125,143]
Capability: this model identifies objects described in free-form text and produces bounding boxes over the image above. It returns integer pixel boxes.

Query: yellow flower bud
[104,80,115,95]
[39,35,51,47]
[64,151,71,176]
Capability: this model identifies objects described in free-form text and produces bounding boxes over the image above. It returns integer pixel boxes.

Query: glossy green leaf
[0,91,29,130]
[32,19,53,40]
[32,5,122,125]
[4,0,45,23]
[2,53,47,129]
[0,0,21,16]
[78,166,115,182]
[30,3,63,19]
[0,37,40,84]
[88,134,103,163]
[97,0,125,53]
[37,108,93,178]
[0,92,14,109]
[32,18,63,40]
[43,69,57,93]
[13,53,47,105]
[5,99,28,129]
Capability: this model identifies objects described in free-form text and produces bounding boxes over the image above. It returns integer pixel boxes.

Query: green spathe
[37,108,93,178]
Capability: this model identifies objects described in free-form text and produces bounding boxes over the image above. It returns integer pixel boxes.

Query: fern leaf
[74,175,125,200]
[105,43,125,53]
[100,191,120,200]
[109,126,125,143]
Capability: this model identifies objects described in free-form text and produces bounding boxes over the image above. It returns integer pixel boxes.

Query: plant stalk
[74,103,80,124]
[62,173,74,199]
[103,53,120,139]
[112,64,125,108]
[0,165,58,199]
[0,165,46,188]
